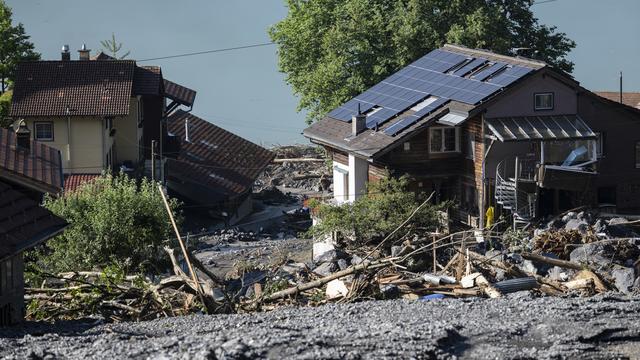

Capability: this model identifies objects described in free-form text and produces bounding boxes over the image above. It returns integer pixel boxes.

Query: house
[0,126,67,326]
[304,44,640,228]
[595,92,640,110]
[164,110,274,223]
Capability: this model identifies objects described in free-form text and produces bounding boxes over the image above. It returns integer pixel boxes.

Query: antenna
[357,102,361,115]
[620,71,623,104]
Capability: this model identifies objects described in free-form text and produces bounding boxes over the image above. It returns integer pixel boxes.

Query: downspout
[102,118,106,170]
[479,113,496,229]
[66,109,72,165]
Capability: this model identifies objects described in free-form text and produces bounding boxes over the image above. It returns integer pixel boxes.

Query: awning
[486,115,596,142]
[164,79,197,107]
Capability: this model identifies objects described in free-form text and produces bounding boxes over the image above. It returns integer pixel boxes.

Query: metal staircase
[495,157,537,226]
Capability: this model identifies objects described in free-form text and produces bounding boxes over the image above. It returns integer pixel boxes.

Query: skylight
[411,96,439,112]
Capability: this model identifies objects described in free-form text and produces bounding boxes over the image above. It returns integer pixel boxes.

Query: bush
[35,173,181,273]
[309,175,452,247]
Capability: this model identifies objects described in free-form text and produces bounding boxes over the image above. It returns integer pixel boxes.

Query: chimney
[184,118,191,142]
[78,43,91,61]
[15,120,31,152]
[61,44,70,61]
[351,103,366,136]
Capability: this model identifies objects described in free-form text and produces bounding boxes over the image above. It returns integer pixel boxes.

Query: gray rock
[518,260,539,275]
[594,219,607,234]
[379,284,399,298]
[485,249,503,261]
[391,245,404,257]
[564,219,588,234]
[337,258,349,270]
[351,254,363,265]
[280,262,307,275]
[570,243,610,267]
[313,262,337,277]
[562,212,577,223]
[608,217,629,226]
[612,268,636,293]
[547,266,571,282]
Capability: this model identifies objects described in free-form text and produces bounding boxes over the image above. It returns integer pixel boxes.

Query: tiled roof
[0,127,63,194]
[594,92,640,109]
[64,173,101,193]
[164,79,197,107]
[166,110,274,199]
[134,66,163,96]
[0,180,67,260]
[10,60,136,117]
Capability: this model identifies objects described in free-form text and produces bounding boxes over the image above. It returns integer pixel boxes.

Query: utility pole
[151,140,156,180]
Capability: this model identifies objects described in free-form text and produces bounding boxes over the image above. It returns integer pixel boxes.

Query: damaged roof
[304,44,546,157]
[10,60,136,117]
[166,110,274,199]
[164,79,197,107]
[133,66,163,96]
[0,127,63,194]
[595,92,640,109]
[0,180,67,261]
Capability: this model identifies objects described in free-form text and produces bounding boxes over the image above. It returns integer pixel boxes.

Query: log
[521,252,584,271]
[292,174,322,181]
[476,274,502,298]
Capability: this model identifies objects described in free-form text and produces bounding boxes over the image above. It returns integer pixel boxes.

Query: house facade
[0,126,67,326]
[304,44,640,228]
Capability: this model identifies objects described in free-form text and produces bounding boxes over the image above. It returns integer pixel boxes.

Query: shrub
[309,174,452,247]
[35,173,181,273]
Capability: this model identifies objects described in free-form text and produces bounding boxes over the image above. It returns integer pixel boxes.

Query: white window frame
[403,142,411,151]
[429,126,460,154]
[34,121,54,141]
[534,92,554,111]
[466,136,476,160]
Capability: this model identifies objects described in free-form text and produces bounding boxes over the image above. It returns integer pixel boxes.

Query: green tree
[0,89,12,128]
[269,0,576,123]
[37,173,181,273]
[0,0,40,93]
[100,33,131,59]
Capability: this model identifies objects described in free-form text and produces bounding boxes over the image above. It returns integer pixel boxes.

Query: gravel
[2,294,640,359]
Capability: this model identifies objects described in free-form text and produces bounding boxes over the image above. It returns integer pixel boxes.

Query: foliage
[0,89,11,128]
[100,33,130,59]
[501,227,530,249]
[0,0,40,93]
[35,173,181,274]
[308,174,451,246]
[270,0,576,123]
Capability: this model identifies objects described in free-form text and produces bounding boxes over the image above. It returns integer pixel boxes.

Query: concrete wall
[485,71,578,118]
[0,254,24,326]
[348,154,368,202]
[333,161,349,203]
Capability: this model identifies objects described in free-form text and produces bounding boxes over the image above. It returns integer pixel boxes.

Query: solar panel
[487,65,533,86]
[471,62,508,81]
[452,57,487,76]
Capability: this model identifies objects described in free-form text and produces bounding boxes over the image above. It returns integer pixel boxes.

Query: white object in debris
[461,272,481,289]
[474,230,485,243]
[326,279,349,299]
[313,242,335,263]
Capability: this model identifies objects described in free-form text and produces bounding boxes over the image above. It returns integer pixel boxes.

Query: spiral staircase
[495,157,537,227]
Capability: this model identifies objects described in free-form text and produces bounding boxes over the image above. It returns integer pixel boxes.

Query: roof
[10,60,136,117]
[304,44,546,157]
[0,127,63,194]
[485,115,596,142]
[64,173,101,193]
[594,92,640,109]
[166,110,274,199]
[0,180,67,260]
[133,66,163,96]
[164,79,197,107]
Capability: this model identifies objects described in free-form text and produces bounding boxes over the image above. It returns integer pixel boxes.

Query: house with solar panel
[304,44,640,227]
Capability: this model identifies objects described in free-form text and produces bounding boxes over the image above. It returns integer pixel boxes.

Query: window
[403,142,411,151]
[34,122,53,141]
[429,127,459,153]
[636,142,640,169]
[596,132,605,158]
[466,136,476,160]
[534,92,554,110]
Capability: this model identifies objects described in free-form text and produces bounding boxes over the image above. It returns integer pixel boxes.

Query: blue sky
[7,0,640,146]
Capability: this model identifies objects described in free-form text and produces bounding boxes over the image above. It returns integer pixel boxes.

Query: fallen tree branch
[521,252,584,271]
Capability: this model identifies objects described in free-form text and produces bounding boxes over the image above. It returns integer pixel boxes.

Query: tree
[269,0,576,123]
[0,0,40,94]
[36,173,182,273]
[100,33,131,59]
[0,89,12,128]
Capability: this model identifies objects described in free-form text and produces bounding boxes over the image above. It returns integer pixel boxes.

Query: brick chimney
[352,104,366,136]
[78,44,91,61]
[61,44,70,61]
[15,120,31,152]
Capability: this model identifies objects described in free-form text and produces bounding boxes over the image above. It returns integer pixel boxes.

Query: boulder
[313,242,336,264]
[570,243,610,267]
[611,268,636,293]
[608,217,629,226]
[337,258,349,271]
[313,262,337,277]
[280,262,307,275]
[326,279,349,299]
[565,219,589,234]
[562,212,577,223]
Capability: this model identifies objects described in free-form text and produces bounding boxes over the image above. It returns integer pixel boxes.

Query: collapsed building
[304,44,640,228]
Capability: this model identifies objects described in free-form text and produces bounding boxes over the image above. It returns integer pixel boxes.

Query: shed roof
[166,110,274,199]
[0,127,63,194]
[164,79,197,107]
[594,92,640,109]
[0,180,67,260]
[485,115,596,142]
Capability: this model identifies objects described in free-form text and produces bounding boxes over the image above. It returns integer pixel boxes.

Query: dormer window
[535,92,554,110]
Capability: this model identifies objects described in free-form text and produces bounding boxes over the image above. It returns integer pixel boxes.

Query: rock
[313,262,337,277]
[594,219,607,234]
[485,249,503,261]
[611,268,636,293]
[461,273,481,288]
[547,266,571,282]
[564,219,588,234]
[518,260,539,275]
[634,277,640,292]
[313,242,335,263]
[379,284,399,298]
[562,212,577,223]
[391,245,404,257]
[280,262,307,275]
[608,217,629,226]
[570,243,612,267]
[351,255,363,265]
[337,259,349,270]
[214,338,251,360]
[326,279,349,299]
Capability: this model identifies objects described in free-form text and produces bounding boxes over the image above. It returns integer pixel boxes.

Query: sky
[6,0,640,146]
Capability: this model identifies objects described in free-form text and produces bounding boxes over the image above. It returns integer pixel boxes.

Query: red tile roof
[64,173,101,193]
[0,127,63,194]
[595,92,640,109]
[164,79,196,107]
[10,60,136,117]
[134,66,163,96]
[0,180,67,260]
[165,110,274,200]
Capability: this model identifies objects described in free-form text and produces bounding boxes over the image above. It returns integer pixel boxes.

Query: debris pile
[255,145,331,192]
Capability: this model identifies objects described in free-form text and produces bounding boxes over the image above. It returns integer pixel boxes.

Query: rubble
[255,145,331,192]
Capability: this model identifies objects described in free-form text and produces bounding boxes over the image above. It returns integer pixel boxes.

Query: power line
[137,42,275,62]
[531,0,558,5]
